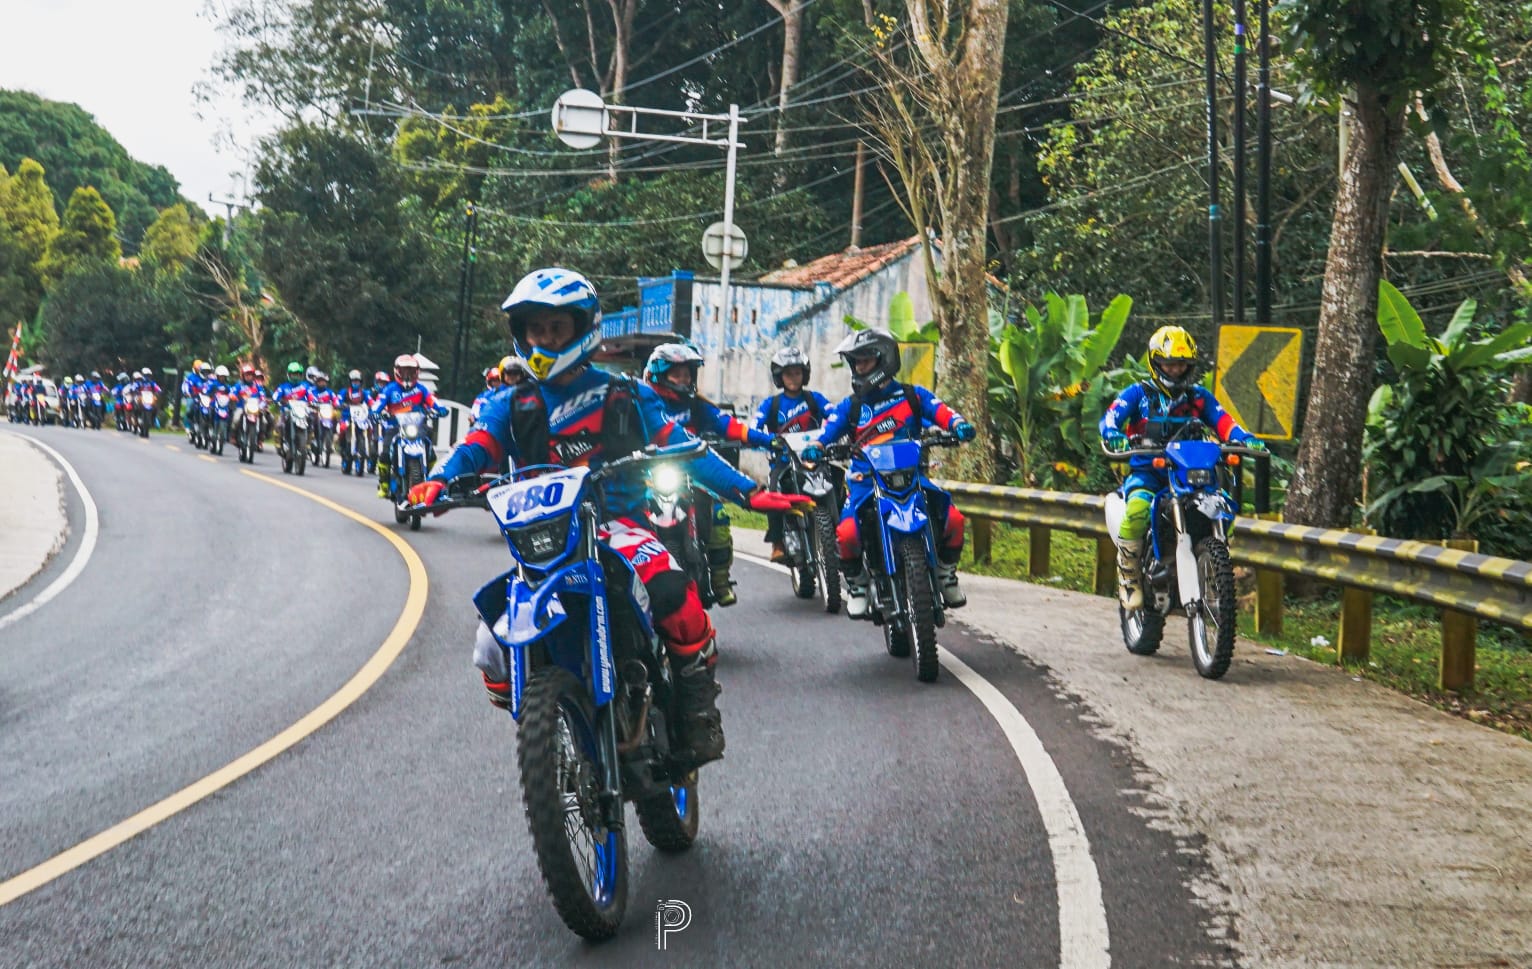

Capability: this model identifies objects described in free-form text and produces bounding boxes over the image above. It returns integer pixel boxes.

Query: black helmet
[835,328,900,395]
[770,346,811,389]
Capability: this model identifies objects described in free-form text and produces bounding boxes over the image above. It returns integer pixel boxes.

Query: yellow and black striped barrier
[936,479,1532,690]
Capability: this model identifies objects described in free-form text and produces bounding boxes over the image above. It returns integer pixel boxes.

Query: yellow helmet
[192,358,206,374]
[1146,326,1200,396]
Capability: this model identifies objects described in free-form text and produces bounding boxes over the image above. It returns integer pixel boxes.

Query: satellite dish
[551,89,607,150]
[701,222,748,271]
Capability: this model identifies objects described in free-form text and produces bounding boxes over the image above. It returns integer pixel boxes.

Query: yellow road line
[165,444,181,452]
[197,455,217,463]
[0,470,428,907]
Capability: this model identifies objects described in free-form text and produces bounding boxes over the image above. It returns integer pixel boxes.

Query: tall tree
[42,186,121,285]
[139,204,200,272]
[862,0,1010,481]
[1278,0,1475,529]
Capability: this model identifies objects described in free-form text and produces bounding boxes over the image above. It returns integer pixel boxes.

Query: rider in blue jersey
[644,342,775,606]
[411,267,808,765]
[752,346,832,561]
[805,329,977,619]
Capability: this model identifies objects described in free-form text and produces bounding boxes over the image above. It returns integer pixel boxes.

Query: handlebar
[1101,440,1268,463]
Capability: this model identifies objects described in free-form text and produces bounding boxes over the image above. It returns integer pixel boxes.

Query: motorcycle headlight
[882,469,915,492]
[1186,468,1213,486]
[509,514,571,564]
[650,465,685,496]
[403,422,420,440]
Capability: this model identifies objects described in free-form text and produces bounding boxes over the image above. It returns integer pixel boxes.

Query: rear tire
[1189,537,1237,679]
[635,770,700,853]
[518,668,628,941]
[897,535,940,682]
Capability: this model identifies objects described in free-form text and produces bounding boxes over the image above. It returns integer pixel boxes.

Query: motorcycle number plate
[487,468,585,527]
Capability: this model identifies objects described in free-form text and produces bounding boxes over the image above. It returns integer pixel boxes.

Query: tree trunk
[925,0,1007,483]
[603,0,636,182]
[1284,83,1405,529]
[765,0,805,158]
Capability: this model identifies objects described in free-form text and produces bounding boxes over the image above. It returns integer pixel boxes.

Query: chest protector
[765,392,824,432]
[509,374,645,468]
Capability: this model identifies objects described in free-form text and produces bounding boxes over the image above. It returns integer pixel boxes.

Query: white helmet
[501,267,602,382]
[214,365,230,379]
[644,342,704,398]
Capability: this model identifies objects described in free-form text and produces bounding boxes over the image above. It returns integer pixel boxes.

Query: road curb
[0,431,68,604]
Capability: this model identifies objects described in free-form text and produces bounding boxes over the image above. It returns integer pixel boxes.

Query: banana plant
[988,292,1132,486]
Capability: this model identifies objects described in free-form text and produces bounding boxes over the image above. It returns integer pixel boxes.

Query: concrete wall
[687,244,938,427]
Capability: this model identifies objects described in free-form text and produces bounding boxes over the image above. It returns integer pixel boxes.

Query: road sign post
[551,90,745,399]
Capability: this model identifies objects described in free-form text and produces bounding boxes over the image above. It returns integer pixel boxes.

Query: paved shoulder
[955,571,1532,969]
[0,431,66,602]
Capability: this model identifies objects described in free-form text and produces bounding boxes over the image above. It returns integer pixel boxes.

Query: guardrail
[936,479,1532,691]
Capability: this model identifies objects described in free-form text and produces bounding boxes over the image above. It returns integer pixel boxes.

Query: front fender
[879,492,929,535]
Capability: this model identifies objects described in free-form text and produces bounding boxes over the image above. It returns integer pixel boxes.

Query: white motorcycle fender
[1103,493,1128,550]
[1176,529,1201,609]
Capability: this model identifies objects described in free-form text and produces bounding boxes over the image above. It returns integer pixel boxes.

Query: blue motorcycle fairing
[1165,440,1223,492]
[864,439,922,473]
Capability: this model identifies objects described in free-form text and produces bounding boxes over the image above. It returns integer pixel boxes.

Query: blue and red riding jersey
[1099,381,1255,471]
[435,367,757,521]
[815,381,963,476]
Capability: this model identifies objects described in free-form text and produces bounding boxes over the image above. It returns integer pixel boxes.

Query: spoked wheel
[1189,537,1237,679]
[788,517,816,600]
[812,505,842,614]
[896,535,940,682]
[518,668,628,941]
[636,769,700,852]
[1120,606,1165,656]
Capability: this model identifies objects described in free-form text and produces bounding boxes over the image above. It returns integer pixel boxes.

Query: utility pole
[850,141,866,250]
[1202,0,1225,334]
[208,192,251,248]
[1232,0,1248,324]
[451,201,479,401]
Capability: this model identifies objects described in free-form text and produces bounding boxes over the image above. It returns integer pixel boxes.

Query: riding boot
[936,562,967,608]
[376,460,392,499]
[706,516,736,607]
[671,636,725,767]
[843,560,870,619]
[1117,540,1145,611]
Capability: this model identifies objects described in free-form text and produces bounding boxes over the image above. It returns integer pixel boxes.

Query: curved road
[0,425,1236,968]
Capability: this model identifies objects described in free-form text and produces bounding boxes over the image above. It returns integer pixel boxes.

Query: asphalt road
[0,425,1238,968]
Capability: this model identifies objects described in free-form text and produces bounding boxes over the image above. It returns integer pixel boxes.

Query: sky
[0,0,275,215]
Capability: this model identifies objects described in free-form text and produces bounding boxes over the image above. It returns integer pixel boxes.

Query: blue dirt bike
[452,440,711,941]
[1103,418,1260,679]
[829,429,961,683]
[382,409,444,531]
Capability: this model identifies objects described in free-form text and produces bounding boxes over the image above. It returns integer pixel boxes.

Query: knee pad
[1120,489,1154,542]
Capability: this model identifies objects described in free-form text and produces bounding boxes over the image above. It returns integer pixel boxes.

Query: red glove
[408,480,445,507]
[747,489,815,513]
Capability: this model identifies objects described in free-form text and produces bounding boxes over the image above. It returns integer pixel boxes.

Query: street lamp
[551,89,746,399]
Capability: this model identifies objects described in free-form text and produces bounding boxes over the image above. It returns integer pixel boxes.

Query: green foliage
[0,158,59,328]
[0,90,186,251]
[41,187,121,286]
[988,292,1133,489]
[1276,0,1471,103]
[1364,281,1532,555]
[36,262,186,377]
[139,204,199,272]
[1015,0,1335,347]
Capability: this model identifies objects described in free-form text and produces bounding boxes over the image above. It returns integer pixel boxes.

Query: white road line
[736,549,1112,969]
[0,434,100,633]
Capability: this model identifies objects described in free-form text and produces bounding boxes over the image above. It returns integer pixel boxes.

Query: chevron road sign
[1213,324,1303,440]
